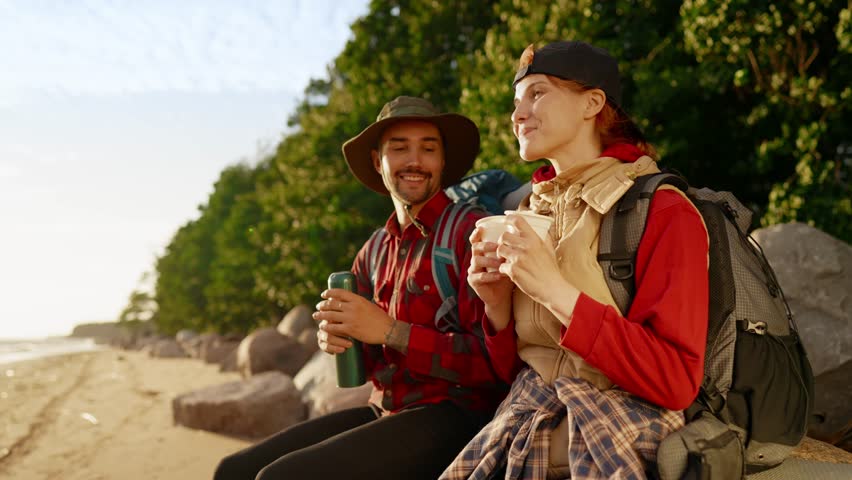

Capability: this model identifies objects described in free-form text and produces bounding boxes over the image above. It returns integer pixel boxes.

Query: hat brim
[342,114,480,195]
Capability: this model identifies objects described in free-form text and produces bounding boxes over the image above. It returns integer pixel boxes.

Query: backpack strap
[365,227,389,298]
[431,202,480,332]
[598,172,688,314]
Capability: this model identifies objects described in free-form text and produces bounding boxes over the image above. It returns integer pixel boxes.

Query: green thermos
[328,271,367,387]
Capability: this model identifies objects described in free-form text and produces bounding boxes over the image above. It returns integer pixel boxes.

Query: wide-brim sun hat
[342,96,480,195]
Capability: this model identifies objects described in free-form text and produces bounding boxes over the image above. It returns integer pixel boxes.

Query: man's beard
[385,169,440,206]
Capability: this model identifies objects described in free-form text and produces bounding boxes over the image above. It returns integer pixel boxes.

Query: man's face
[372,120,445,207]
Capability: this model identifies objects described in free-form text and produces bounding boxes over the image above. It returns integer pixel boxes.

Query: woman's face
[511,74,590,162]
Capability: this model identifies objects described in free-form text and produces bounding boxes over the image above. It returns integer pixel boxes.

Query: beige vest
[514,155,661,390]
[512,155,706,476]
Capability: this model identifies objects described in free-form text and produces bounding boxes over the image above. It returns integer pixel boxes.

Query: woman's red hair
[547,77,658,160]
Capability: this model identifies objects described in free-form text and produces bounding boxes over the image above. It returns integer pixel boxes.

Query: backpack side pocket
[657,413,745,480]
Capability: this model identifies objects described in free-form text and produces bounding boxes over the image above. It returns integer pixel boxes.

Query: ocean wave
[0,337,103,366]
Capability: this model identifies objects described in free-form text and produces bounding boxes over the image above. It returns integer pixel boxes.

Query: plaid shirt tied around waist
[440,368,685,480]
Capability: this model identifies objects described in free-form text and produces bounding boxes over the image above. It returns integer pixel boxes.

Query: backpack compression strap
[365,227,389,298]
[431,202,480,333]
[364,203,476,332]
[598,172,688,315]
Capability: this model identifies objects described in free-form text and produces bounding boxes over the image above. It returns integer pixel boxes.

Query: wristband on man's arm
[385,320,411,354]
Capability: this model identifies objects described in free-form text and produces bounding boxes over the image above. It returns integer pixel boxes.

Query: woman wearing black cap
[441,41,709,479]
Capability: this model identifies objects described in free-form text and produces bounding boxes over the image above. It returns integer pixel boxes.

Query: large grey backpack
[597,173,815,479]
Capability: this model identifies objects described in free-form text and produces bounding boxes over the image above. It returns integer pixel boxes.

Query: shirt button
[423,285,431,291]
[384,390,392,397]
[388,363,397,370]
[400,247,407,255]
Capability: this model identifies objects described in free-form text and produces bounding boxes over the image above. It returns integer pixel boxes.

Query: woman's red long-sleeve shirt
[560,188,709,410]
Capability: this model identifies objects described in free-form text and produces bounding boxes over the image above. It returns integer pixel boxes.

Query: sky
[0,0,371,338]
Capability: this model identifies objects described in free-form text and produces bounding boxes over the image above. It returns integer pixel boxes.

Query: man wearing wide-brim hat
[214,96,519,480]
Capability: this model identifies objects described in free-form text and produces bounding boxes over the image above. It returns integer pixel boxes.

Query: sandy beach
[0,350,250,480]
[2,348,849,480]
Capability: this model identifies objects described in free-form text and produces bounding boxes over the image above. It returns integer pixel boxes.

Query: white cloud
[0,162,22,179]
[0,0,366,101]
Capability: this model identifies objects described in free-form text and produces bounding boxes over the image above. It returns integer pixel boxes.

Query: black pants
[213,402,489,480]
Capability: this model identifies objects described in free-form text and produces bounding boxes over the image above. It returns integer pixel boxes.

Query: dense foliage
[140,0,850,335]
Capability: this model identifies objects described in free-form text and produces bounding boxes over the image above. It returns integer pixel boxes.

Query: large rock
[175,329,198,344]
[809,359,852,448]
[219,348,238,373]
[277,305,315,339]
[791,437,852,463]
[181,332,221,359]
[144,339,188,358]
[296,328,319,354]
[134,335,164,351]
[202,338,240,365]
[172,371,305,438]
[752,223,852,376]
[293,350,372,419]
[237,327,314,378]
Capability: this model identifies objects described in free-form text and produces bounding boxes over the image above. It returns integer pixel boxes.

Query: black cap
[513,41,622,109]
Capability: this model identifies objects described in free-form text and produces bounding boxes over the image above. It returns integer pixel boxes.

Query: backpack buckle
[746,320,767,335]
[699,382,726,415]
[609,260,634,281]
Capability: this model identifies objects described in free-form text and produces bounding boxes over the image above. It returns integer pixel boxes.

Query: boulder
[222,332,246,343]
[237,327,314,378]
[752,223,852,376]
[133,335,164,351]
[219,348,238,373]
[277,305,315,339]
[293,350,371,419]
[181,332,221,359]
[791,436,852,463]
[809,359,852,449]
[296,328,319,354]
[172,371,305,438]
[144,339,187,358]
[175,329,198,344]
[202,339,240,365]
[179,336,203,358]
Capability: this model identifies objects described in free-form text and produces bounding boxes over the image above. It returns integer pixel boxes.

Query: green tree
[118,271,158,326]
[204,163,282,333]
[462,0,850,240]
[680,0,851,239]
[459,0,754,196]
[155,162,280,334]
[252,0,502,310]
[149,0,851,336]
[155,218,211,334]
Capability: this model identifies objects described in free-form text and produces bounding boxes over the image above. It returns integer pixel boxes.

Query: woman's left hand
[497,215,571,307]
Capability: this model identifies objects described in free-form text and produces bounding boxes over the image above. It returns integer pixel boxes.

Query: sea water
[0,337,102,366]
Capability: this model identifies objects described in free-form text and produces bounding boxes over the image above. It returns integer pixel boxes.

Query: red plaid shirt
[352,192,520,414]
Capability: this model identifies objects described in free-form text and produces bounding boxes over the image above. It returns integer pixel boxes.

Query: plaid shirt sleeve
[404,212,521,387]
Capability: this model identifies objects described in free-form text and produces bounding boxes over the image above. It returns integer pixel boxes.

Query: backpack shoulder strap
[598,172,688,314]
[364,227,389,297]
[431,202,480,332]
